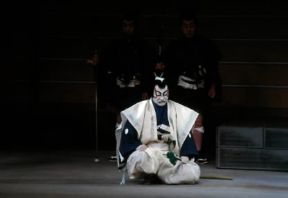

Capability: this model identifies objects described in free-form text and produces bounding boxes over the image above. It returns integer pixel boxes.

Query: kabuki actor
[117,77,201,184]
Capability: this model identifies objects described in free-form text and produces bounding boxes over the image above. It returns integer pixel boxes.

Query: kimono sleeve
[119,121,142,164]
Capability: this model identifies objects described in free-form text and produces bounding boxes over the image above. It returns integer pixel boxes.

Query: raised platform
[216,121,288,171]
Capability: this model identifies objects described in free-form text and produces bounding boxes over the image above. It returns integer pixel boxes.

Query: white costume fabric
[119,99,201,184]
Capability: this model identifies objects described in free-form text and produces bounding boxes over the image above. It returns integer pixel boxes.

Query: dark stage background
[3,0,288,152]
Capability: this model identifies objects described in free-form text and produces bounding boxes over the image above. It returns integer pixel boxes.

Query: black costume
[101,35,153,111]
[164,34,222,159]
[165,34,221,111]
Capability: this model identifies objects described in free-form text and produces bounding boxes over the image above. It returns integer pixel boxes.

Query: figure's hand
[86,53,99,65]
[208,83,216,98]
[142,92,149,100]
[136,144,147,151]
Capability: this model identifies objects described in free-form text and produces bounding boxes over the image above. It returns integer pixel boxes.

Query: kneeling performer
[118,77,201,184]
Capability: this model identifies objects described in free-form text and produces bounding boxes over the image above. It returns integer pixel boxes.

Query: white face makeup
[152,85,169,106]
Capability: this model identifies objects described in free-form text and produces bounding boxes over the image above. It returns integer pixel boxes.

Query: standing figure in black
[164,13,222,163]
[102,14,154,160]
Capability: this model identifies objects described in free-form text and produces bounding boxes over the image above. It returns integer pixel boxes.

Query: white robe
[119,99,201,184]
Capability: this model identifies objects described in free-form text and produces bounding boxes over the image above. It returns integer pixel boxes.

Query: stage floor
[0,150,287,198]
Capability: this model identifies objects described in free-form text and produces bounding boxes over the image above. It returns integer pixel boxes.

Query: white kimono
[118,99,200,184]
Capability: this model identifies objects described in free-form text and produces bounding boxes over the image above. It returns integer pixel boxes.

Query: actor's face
[181,19,196,38]
[153,85,169,106]
[122,20,135,35]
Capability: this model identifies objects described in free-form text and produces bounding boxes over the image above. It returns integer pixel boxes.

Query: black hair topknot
[154,76,167,89]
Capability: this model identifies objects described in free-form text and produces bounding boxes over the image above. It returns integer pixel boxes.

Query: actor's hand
[181,156,189,163]
[161,134,173,143]
[136,144,147,151]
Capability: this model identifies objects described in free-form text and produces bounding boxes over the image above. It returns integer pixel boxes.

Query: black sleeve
[119,121,142,164]
[180,134,199,158]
